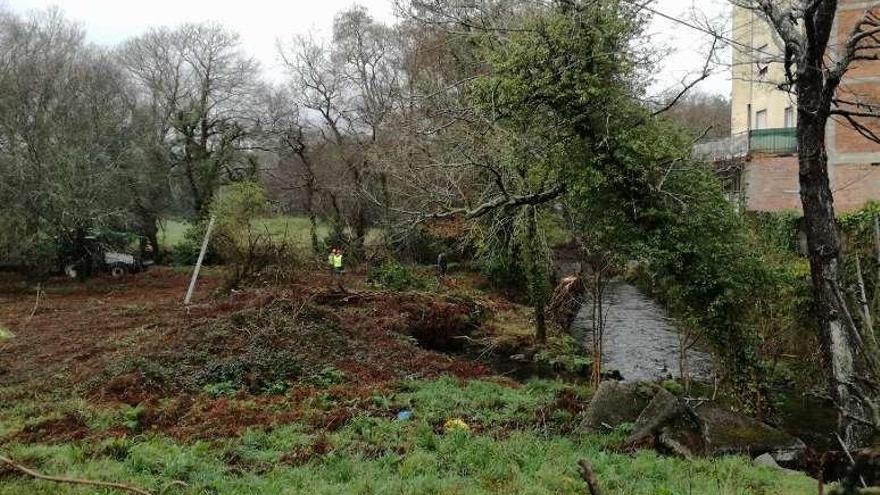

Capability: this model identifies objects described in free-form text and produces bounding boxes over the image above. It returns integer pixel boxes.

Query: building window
[784,106,795,128]
[755,109,768,130]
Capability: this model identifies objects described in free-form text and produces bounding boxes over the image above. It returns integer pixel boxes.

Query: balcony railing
[749,128,798,154]
[693,128,798,161]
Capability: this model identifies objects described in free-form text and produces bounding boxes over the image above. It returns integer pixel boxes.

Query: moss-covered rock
[581,381,659,430]
[699,406,805,462]
[620,388,805,463]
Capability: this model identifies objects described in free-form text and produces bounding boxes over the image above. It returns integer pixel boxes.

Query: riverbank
[0,267,816,493]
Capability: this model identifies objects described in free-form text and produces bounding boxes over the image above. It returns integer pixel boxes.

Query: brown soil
[0,269,222,397]
[14,412,91,444]
[0,267,493,442]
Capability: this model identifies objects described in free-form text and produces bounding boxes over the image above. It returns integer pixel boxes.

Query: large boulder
[621,389,805,463]
[698,406,806,463]
[625,387,708,457]
[581,381,659,430]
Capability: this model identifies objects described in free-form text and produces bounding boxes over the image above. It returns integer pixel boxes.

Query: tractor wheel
[110,263,128,278]
[64,264,78,279]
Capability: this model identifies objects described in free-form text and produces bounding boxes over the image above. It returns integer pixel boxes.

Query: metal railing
[749,128,798,154]
[693,132,750,161]
[693,128,798,161]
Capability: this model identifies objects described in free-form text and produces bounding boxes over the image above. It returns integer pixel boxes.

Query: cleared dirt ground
[0,267,493,441]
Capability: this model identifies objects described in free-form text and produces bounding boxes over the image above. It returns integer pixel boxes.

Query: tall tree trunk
[185,162,205,218]
[590,271,605,389]
[535,304,547,343]
[351,164,368,260]
[855,256,874,335]
[72,227,92,282]
[797,84,870,447]
[303,181,319,256]
[309,211,320,256]
[353,207,367,260]
[138,214,160,262]
[293,149,321,256]
[380,172,391,251]
[327,191,346,249]
[526,207,548,342]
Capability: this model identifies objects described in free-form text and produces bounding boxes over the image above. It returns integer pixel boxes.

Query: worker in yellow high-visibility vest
[328,247,343,276]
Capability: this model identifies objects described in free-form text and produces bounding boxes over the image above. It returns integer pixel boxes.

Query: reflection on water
[573,282,713,382]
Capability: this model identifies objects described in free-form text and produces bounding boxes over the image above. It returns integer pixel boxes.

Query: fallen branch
[834,433,868,489]
[578,458,603,495]
[27,284,42,322]
[0,454,155,495]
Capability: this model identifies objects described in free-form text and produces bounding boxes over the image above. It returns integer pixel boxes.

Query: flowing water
[569,280,841,452]
[573,281,713,382]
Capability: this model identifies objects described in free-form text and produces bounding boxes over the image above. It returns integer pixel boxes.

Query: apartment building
[697,2,880,212]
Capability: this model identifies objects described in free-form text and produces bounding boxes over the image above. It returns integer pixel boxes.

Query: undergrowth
[367,260,429,291]
[90,300,345,397]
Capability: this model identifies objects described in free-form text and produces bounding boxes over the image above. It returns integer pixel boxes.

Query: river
[572,281,713,382]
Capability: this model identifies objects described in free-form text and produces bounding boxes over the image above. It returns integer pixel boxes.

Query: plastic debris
[396,410,413,421]
[444,418,470,433]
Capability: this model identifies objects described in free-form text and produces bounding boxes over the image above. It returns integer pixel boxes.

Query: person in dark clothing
[437,252,448,278]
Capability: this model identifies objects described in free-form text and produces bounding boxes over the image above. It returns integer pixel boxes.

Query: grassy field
[159,216,381,254]
[0,378,814,494]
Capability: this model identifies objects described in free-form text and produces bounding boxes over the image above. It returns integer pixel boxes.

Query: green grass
[159,216,382,255]
[0,378,815,494]
[0,325,12,341]
[157,219,190,250]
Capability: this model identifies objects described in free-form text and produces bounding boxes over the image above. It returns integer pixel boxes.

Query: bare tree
[116,29,184,257]
[660,91,731,139]
[120,23,262,218]
[280,7,405,258]
[260,87,323,254]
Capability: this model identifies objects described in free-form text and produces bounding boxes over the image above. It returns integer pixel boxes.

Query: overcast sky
[3,0,731,96]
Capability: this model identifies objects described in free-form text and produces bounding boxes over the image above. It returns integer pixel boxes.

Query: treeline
[0,8,267,267]
[0,2,729,265]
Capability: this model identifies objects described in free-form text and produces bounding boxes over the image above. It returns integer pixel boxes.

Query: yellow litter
[444,418,470,433]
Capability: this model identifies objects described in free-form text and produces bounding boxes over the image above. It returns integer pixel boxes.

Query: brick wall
[744,155,802,212]
[832,163,880,211]
[743,155,880,212]
[832,4,880,156]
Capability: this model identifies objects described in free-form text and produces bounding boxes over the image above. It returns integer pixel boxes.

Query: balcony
[749,128,798,154]
[693,128,798,161]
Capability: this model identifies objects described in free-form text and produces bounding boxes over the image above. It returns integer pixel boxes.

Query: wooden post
[184,216,215,305]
